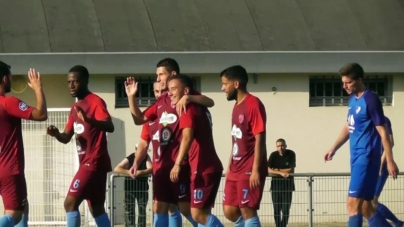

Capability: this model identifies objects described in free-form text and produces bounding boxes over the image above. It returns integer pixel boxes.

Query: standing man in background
[114,144,152,227]
[268,138,296,227]
[0,64,48,227]
[373,116,403,227]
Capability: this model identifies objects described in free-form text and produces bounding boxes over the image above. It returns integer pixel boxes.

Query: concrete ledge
[1,51,403,74]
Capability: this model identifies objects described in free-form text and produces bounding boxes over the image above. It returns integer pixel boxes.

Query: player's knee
[240,207,257,220]
[64,196,79,212]
[346,197,363,215]
[91,205,106,218]
[168,204,178,215]
[153,200,170,214]
[223,205,240,222]
[191,208,209,224]
[178,202,191,217]
[361,201,375,218]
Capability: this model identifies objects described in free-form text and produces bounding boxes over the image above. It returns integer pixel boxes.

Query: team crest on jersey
[19,102,28,111]
[161,128,172,143]
[74,122,85,134]
[159,111,177,127]
[356,106,361,114]
[232,143,239,156]
[239,115,244,123]
[231,125,242,140]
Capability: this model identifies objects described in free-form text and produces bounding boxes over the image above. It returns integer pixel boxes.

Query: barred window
[115,76,201,108]
[309,75,393,107]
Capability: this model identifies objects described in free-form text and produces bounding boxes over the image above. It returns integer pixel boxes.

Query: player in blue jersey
[324,63,398,227]
[373,116,403,227]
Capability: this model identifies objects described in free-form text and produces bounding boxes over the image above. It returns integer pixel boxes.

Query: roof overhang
[1,51,403,75]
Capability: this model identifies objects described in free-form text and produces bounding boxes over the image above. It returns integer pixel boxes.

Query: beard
[227,89,237,101]
[5,84,11,93]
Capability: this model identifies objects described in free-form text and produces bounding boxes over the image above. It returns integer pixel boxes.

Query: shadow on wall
[107,116,127,224]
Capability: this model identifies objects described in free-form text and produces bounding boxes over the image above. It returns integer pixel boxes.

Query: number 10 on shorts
[194,189,204,200]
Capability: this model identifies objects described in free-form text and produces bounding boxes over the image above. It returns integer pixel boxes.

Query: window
[309,75,393,107]
[115,76,201,108]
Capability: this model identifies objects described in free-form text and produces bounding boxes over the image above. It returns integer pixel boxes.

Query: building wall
[10,73,404,223]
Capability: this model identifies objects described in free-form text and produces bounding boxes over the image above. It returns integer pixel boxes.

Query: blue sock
[348,214,363,227]
[378,203,403,226]
[202,214,224,227]
[94,212,111,227]
[245,216,261,227]
[154,213,169,227]
[185,215,198,227]
[15,214,28,227]
[169,210,183,227]
[235,216,245,227]
[368,211,393,227]
[0,215,15,227]
[66,211,81,227]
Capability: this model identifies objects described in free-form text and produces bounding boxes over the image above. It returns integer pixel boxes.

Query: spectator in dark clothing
[114,144,152,227]
[268,138,296,227]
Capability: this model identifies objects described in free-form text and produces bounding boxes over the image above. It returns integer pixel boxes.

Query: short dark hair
[276,138,286,144]
[168,74,193,91]
[156,58,180,74]
[220,65,249,87]
[339,63,364,80]
[69,65,89,80]
[0,61,11,84]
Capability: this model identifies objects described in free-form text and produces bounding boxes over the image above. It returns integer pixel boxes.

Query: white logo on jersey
[356,107,361,114]
[348,114,355,133]
[18,102,28,111]
[74,122,85,134]
[159,111,177,126]
[152,131,159,141]
[231,125,242,140]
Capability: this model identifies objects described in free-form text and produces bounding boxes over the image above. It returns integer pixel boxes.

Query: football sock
[14,214,28,227]
[185,215,198,227]
[235,216,245,227]
[348,214,363,227]
[154,213,169,227]
[368,211,393,227]
[201,214,224,227]
[66,211,81,227]
[169,210,183,227]
[378,203,403,226]
[245,216,261,227]
[94,212,111,227]
[0,215,15,227]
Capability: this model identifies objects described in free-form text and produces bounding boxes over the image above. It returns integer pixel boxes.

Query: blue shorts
[374,165,389,197]
[348,162,379,200]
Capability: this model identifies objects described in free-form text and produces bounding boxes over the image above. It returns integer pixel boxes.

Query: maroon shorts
[153,165,191,204]
[191,172,222,209]
[0,174,27,211]
[223,178,265,210]
[67,168,107,207]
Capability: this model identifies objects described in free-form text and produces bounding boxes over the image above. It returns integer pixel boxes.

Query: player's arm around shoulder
[187,90,215,108]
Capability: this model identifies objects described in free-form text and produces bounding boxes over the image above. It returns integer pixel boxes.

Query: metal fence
[109,173,404,227]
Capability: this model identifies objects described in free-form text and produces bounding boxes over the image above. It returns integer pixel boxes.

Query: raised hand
[124,77,138,97]
[27,68,42,90]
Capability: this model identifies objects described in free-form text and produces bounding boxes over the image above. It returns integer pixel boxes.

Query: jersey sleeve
[4,96,34,120]
[94,99,111,121]
[179,105,195,129]
[248,99,266,135]
[140,124,151,142]
[385,117,393,135]
[365,93,385,126]
[143,100,158,121]
[65,106,75,132]
[267,152,275,168]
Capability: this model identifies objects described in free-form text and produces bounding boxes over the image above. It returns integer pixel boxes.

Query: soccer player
[373,116,403,227]
[0,63,48,227]
[220,65,268,227]
[126,58,214,227]
[133,81,184,227]
[46,65,114,227]
[168,74,224,227]
[324,63,398,227]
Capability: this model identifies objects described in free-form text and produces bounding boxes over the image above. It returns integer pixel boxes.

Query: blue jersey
[347,90,385,165]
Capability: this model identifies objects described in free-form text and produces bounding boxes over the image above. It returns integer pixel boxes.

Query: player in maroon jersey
[0,63,48,227]
[133,81,185,226]
[220,65,267,227]
[126,58,214,227]
[46,65,114,227]
[168,74,224,227]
